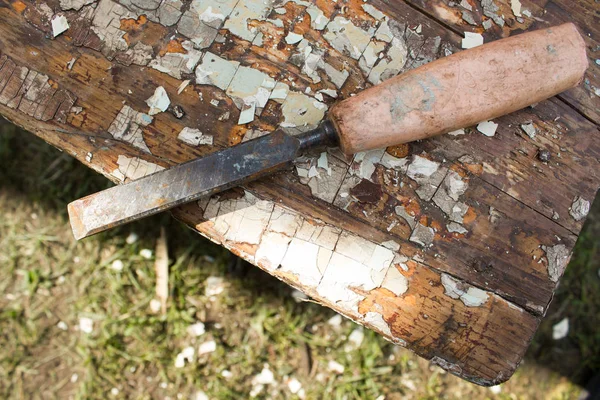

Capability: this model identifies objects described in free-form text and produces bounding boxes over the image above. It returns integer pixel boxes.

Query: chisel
[68,23,588,240]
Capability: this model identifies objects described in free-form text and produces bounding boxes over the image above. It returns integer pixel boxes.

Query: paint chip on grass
[344,328,364,351]
[146,86,170,115]
[462,32,484,49]
[328,360,345,374]
[187,322,206,337]
[174,346,195,368]
[251,364,276,397]
[205,276,225,297]
[79,317,94,334]
[552,318,569,340]
[477,121,498,137]
[140,249,153,259]
[111,259,124,271]
[286,377,304,397]
[198,340,217,355]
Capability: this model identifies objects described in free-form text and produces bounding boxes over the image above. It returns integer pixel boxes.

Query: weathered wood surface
[0,0,598,386]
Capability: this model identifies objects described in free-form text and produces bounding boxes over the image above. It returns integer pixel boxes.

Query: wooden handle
[329,23,588,155]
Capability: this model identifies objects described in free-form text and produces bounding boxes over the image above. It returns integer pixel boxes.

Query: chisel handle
[329,23,588,154]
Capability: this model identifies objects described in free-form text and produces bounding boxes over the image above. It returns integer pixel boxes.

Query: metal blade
[68,130,304,240]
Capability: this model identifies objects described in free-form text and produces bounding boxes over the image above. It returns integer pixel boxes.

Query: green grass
[0,120,597,399]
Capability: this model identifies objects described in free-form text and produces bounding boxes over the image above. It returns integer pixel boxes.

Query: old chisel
[68,24,588,240]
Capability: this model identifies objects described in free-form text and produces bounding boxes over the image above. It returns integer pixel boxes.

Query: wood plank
[1,0,598,385]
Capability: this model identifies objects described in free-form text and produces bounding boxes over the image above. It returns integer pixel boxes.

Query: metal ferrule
[296,120,339,152]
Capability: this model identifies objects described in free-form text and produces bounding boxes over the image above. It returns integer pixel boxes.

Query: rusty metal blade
[68,130,303,240]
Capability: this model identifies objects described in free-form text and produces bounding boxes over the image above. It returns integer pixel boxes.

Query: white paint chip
[552,318,569,340]
[52,15,70,38]
[521,123,536,139]
[178,127,213,146]
[544,244,571,282]
[146,86,170,115]
[345,328,365,351]
[111,259,124,271]
[187,322,206,337]
[328,360,345,374]
[477,121,498,137]
[198,340,217,355]
[441,274,489,307]
[570,197,590,221]
[407,156,439,179]
[79,317,94,334]
[286,377,303,396]
[238,101,256,124]
[511,0,522,17]
[285,32,304,44]
[462,32,484,49]
[448,129,465,136]
[174,346,195,368]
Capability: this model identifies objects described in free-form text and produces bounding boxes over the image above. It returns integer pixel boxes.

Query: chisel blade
[68,130,305,240]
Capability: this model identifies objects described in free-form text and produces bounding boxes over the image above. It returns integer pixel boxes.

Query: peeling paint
[433,170,469,224]
[462,32,483,49]
[363,311,393,338]
[441,274,489,307]
[317,232,394,311]
[477,120,498,137]
[381,266,408,296]
[543,244,571,283]
[145,86,170,116]
[111,155,165,182]
[307,5,328,31]
[395,205,416,229]
[569,196,590,221]
[195,52,240,91]
[410,223,435,247]
[60,0,95,11]
[178,3,219,49]
[366,37,408,85]
[281,91,327,131]
[178,127,213,146]
[108,105,152,153]
[150,41,202,79]
[224,0,275,42]
[269,82,289,103]
[52,15,70,38]
[324,17,374,60]
[204,191,274,245]
[406,155,447,201]
[481,0,505,27]
[521,123,536,139]
[226,66,275,115]
[91,0,132,58]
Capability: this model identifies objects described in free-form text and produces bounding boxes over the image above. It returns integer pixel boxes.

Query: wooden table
[1,0,598,386]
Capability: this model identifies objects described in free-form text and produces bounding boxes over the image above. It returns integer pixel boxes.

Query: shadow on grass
[1,119,598,388]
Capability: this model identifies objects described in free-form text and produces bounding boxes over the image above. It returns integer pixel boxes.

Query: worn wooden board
[0,0,598,386]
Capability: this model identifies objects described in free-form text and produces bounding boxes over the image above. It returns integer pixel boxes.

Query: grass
[0,120,598,399]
